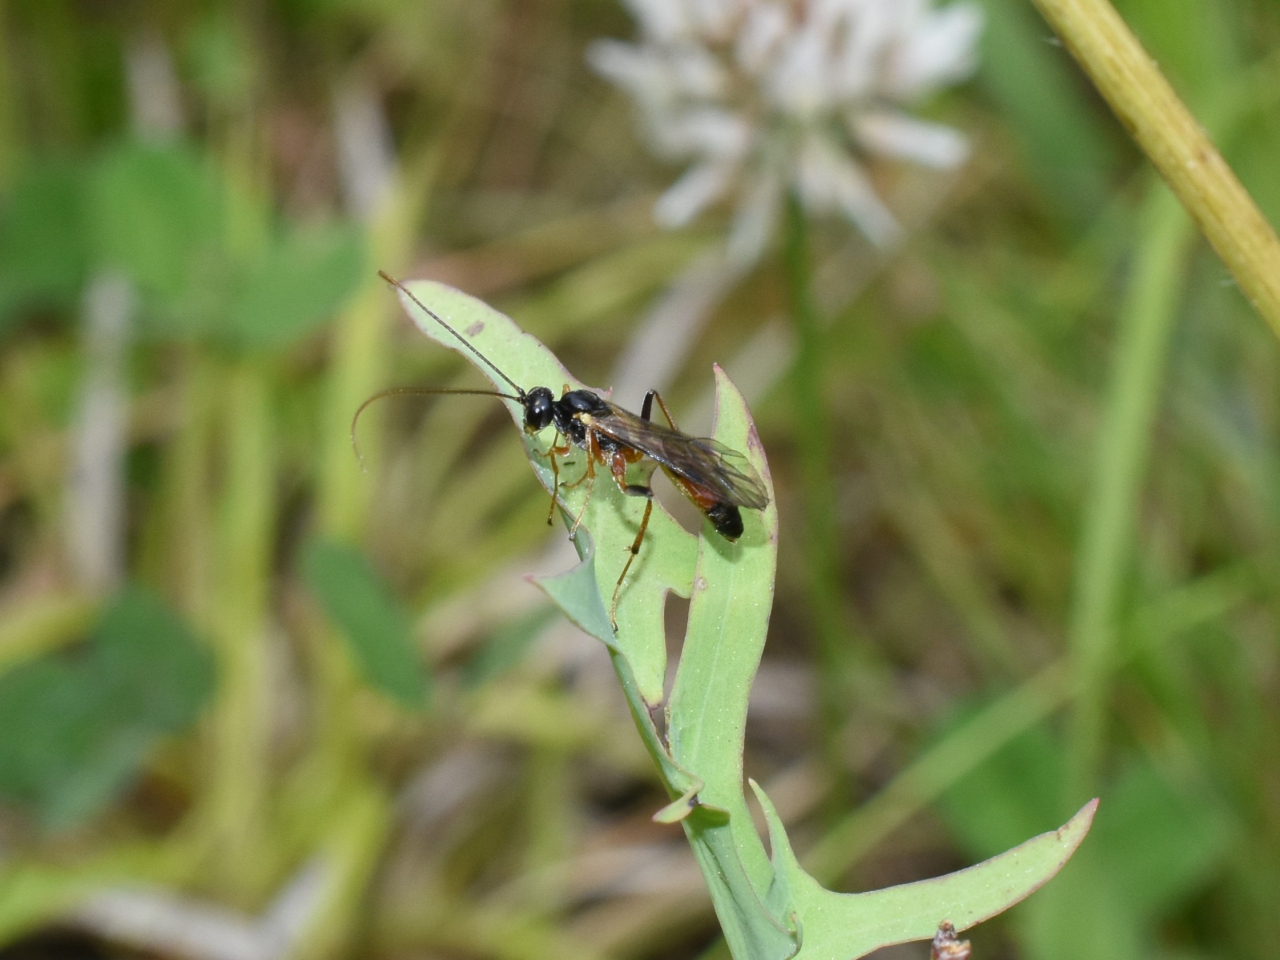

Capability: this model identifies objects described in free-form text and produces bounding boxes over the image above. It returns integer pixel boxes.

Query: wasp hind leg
[607,450,655,632]
[641,389,680,430]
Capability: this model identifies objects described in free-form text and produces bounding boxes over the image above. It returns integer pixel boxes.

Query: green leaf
[87,140,223,300]
[1097,763,1231,919]
[754,782,1097,959]
[0,160,88,330]
[228,222,364,348]
[1117,0,1240,98]
[395,280,698,706]
[184,11,256,109]
[388,282,1094,960]
[0,586,214,829]
[302,537,428,708]
[534,526,701,803]
[668,366,782,894]
[939,727,1231,960]
[461,607,557,689]
[534,528,622,650]
[544,373,797,960]
[93,585,218,732]
[936,720,1067,854]
[671,368,795,960]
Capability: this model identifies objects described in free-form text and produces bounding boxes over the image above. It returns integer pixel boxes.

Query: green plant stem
[1028,0,1280,338]
[207,359,276,902]
[1065,184,1194,796]
[782,194,858,786]
[301,152,440,955]
[168,348,215,621]
[308,159,436,808]
[317,156,435,540]
[289,780,392,960]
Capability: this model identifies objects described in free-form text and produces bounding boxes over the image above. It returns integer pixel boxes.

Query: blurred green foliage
[0,161,88,327]
[0,587,213,829]
[303,537,427,708]
[0,0,1278,958]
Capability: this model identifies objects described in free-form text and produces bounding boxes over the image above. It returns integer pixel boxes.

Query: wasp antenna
[378,271,526,398]
[350,386,523,471]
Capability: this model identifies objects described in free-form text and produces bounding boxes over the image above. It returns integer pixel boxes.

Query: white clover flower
[589,0,983,264]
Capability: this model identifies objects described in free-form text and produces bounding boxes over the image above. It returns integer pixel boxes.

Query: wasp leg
[568,432,601,540]
[641,389,679,430]
[607,450,655,631]
[545,431,572,525]
[561,456,593,490]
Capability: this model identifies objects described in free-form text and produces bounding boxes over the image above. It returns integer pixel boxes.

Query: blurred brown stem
[1029,0,1280,338]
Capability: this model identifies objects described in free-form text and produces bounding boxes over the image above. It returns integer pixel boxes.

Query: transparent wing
[587,404,770,510]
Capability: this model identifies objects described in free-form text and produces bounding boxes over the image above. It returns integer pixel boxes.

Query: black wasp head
[523,386,556,433]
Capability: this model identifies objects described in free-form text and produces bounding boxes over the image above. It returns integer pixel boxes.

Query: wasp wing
[586,403,770,510]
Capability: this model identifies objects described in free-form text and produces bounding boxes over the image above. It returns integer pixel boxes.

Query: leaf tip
[1061,797,1100,844]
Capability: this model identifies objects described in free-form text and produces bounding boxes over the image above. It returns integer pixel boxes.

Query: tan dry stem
[1030,0,1280,339]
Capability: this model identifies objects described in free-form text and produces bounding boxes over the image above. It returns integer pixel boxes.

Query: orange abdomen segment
[666,470,745,541]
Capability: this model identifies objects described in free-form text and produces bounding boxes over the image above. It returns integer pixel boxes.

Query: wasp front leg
[607,449,655,631]
[543,431,573,526]
[567,431,602,540]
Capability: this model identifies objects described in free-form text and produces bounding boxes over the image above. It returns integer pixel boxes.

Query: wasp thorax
[561,390,599,414]
[523,386,556,432]
[554,389,611,442]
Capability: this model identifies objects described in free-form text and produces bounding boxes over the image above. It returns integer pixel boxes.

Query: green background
[0,0,1277,958]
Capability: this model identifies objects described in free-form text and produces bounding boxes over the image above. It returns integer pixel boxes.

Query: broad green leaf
[92,585,217,731]
[87,140,222,300]
[302,537,428,709]
[0,160,87,329]
[1097,763,1231,918]
[0,586,214,828]
[228,223,364,348]
[395,280,698,705]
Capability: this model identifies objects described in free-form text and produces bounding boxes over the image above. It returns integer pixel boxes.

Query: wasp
[363,272,770,630]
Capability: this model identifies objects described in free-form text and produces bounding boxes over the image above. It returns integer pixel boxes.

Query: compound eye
[524,391,555,432]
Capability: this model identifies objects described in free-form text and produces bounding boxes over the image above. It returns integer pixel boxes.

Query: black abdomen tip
[707,502,744,540]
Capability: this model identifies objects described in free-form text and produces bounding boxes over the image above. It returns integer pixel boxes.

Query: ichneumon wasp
[358,271,770,630]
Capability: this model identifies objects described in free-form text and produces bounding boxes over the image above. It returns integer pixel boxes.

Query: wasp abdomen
[706,502,744,541]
